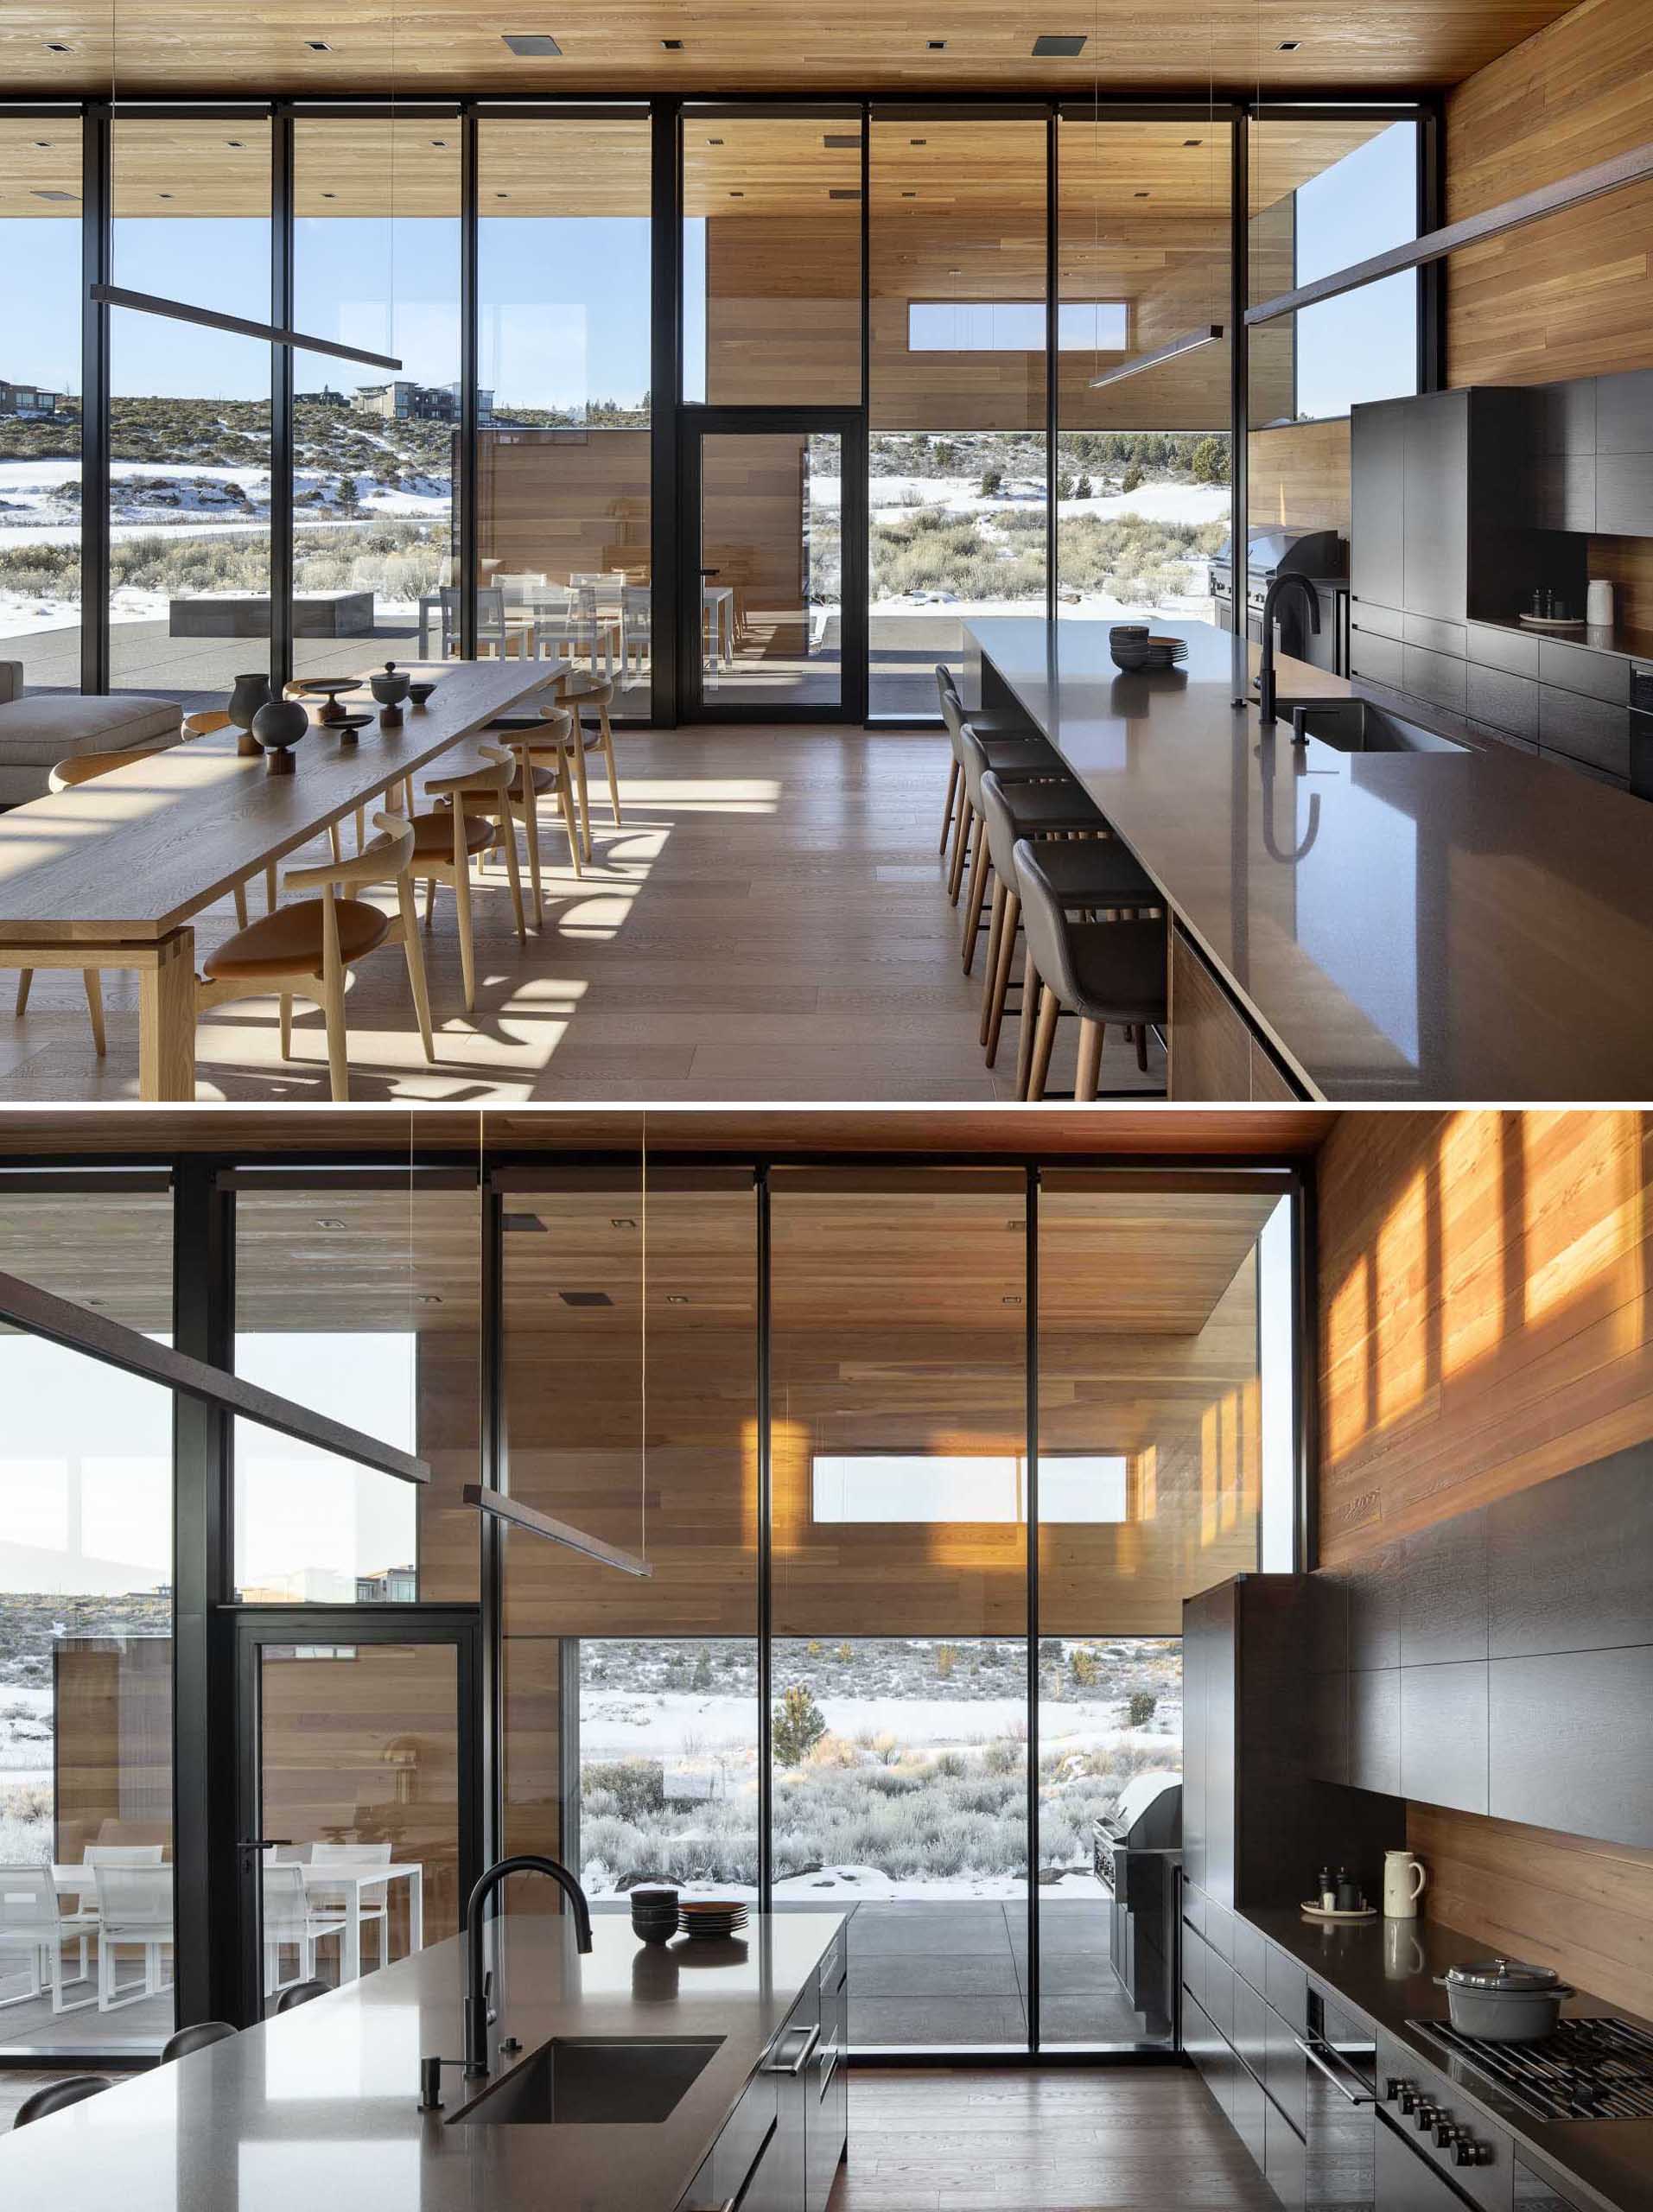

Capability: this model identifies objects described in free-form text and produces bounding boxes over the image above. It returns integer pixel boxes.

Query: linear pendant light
[1090,324,1224,390]
[464,1484,653,1579]
[0,1265,429,1485]
[90,284,404,372]
[1246,137,1653,327]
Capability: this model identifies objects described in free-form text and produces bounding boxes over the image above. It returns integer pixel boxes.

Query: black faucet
[463,1854,593,2076]
[1256,572,1321,726]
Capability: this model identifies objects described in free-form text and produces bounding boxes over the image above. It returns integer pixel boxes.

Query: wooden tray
[1516,613,1586,629]
[1300,1900,1377,1923]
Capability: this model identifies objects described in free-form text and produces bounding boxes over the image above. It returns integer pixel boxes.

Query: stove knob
[1434,2116,1456,2147]
[1415,2101,1442,2132]
[1453,2133,1493,2168]
[1386,2077,1414,2105]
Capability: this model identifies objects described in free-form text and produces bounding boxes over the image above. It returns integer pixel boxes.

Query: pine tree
[772,1683,827,1766]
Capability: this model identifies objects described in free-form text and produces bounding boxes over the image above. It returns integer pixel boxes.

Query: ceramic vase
[251,696,309,775]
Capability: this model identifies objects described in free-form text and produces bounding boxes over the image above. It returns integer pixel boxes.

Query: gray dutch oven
[1434,1957,1575,2042]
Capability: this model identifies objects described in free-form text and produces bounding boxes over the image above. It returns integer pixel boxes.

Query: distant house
[355,1563,419,1604]
[350,380,494,426]
[297,385,350,408]
[0,378,64,420]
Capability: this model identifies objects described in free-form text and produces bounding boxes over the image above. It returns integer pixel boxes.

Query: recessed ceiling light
[828,188,861,200]
[417,1293,443,1306]
[502,1211,546,1232]
[558,1289,614,1307]
[495,191,509,199]
[728,189,744,197]
[31,188,76,201]
[1001,1294,1023,1306]
[226,139,245,148]
[304,39,331,51]
[35,140,54,149]
[707,137,723,145]
[909,137,927,145]
[661,36,683,48]
[158,192,173,200]
[610,1217,637,1230]
[1033,32,1086,54]
[823,133,860,148]
[665,1294,689,1305]
[926,38,946,49]
[1184,137,1202,146]
[431,138,448,147]
[316,1217,347,1230]
[1134,190,1149,198]
[901,190,918,198]
[502,31,562,54]
[45,41,71,51]
[1277,38,1300,48]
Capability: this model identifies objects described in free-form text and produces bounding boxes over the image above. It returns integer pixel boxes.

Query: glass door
[682,410,868,720]
[231,1607,482,2024]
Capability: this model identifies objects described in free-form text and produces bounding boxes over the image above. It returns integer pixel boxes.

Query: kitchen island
[965,617,1653,1101]
[0,1910,848,2212]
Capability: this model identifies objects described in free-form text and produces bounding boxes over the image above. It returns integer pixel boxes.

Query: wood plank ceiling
[0,1,1579,101]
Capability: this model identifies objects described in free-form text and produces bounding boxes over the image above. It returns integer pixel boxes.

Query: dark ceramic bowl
[407,680,437,706]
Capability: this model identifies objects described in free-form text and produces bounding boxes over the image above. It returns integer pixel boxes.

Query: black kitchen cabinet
[1488,1645,1653,1846]
[1538,685,1631,779]
[1376,2115,1479,2212]
[1402,391,1470,621]
[1596,365,1653,457]
[1351,399,1407,615]
[1466,664,1539,743]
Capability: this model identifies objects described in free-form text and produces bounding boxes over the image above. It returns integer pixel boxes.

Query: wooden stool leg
[961,835,990,974]
[940,756,960,855]
[948,799,974,905]
[1076,1017,1104,1101]
[1014,947,1041,1100]
[979,878,1006,1038]
[556,754,583,880]
[499,817,526,944]
[354,804,366,852]
[984,890,1020,1067]
[279,994,293,1062]
[599,705,621,824]
[82,970,106,1058]
[396,875,436,1063]
[947,766,969,877]
[455,850,477,1014]
[15,970,32,1016]
[320,897,349,1103]
[264,864,277,914]
[233,882,249,930]
[328,821,343,866]
[425,874,437,930]
[1028,984,1060,1102]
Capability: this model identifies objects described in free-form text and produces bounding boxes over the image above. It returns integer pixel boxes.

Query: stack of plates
[678,1899,749,1942]
[1109,628,1188,672]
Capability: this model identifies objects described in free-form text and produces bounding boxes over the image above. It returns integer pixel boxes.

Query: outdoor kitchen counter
[1244,1903,1653,2212]
[964,616,1653,1101]
[0,1910,844,2212]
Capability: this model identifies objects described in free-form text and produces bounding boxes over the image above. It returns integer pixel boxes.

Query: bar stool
[954,722,1099,975]
[562,671,624,831]
[415,743,527,1012]
[933,662,1038,857]
[976,768,1160,1069]
[275,1979,329,2013]
[162,2021,238,2063]
[198,812,434,1101]
[1014,840,1169,1101]
[12,2076,110,2128]
[939,688,1066,907]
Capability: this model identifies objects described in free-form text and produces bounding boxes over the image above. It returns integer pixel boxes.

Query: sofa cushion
[0,693,181,769]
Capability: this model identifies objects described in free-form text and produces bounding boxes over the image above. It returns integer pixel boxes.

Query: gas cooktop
[1409,2016,1653,2121]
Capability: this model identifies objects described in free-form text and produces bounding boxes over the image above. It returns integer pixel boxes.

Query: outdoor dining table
[0,656,568,1100]
[52,1859,426,1984]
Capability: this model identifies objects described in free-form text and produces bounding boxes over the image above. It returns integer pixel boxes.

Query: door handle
[1292,2033,1376,2106]
[237,1839,293,1851]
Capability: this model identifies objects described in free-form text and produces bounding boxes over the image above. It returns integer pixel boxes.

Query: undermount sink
[1278,698,1465,755]
[452,2036,722,2126]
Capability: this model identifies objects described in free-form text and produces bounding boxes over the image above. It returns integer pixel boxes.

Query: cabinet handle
[764,2023,820,2076]
[1291,2034,1376,2107]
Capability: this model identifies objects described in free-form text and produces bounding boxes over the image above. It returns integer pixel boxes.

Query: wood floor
[827,2065,1277,2211]
[0,725,1166,1103]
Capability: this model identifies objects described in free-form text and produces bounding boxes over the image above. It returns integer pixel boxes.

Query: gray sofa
[0,661,183,804]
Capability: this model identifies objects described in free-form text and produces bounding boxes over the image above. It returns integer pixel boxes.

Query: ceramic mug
[1383,1849,1427,1919]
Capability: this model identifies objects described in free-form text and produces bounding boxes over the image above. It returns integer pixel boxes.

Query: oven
[1300,1990,1378,2212]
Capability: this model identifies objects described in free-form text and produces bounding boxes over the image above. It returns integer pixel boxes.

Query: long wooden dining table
[0,657,569,1099]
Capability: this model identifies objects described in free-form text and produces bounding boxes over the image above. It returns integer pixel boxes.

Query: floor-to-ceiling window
[291,114,461,682]
[476,110,653,718]
[0,1184,176,2061]
[869,113,1049,716]
[108,114,273,705]
[0,118,84,695]
[1056,111,1234,632]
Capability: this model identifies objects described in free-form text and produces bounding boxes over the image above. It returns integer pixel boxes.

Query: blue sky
[3,121,1416,424]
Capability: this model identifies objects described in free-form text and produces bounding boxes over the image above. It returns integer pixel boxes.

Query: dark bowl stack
[630,1885,681,1945]
[1109,625,1189,672]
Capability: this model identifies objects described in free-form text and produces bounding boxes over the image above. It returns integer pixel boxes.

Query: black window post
[80,103,110,697]
[651,97,682,728]
[271,105,295,698]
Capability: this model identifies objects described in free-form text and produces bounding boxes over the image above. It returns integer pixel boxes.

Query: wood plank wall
[1317,1108,1653,2015]
[53,1638,172,1862]
[476,427,651,585]
[1446,0,1653,626]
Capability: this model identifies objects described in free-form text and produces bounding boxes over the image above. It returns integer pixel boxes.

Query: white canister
[1586,577,1614,628]
[1383,1850,1427,1920]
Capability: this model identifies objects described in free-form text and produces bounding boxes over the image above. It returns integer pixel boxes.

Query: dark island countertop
[0,1910,843,2212]
[965,616,1653,1102]
[1247,1904,1653,2212]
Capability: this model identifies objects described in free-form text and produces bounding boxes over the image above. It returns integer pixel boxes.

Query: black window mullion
[755,1165,773,1906]
[1046,105,1059,631]
[651,97,683,728]
[460,105,480,664]
[80,104,110,696]
[1024,1164,1040,2056]
[270,106,295,696]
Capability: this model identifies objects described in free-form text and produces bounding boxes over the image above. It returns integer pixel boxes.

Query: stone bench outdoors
[0,662,181,805]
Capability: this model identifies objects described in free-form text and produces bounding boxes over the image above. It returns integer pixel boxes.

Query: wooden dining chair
[12,739,257,1057]
[420,734,568,938]
[410,743,526,1013]
[562,672,623,830]
[197,811,434,1101]
[498,702,592,866]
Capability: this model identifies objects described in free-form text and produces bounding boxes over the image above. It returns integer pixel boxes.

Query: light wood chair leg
[328,821,343,866]
[569,732,594,861]
[1076,1016,1104,1101]
[14,970,32,1016]
[947,773,970,884]
[319,895,349,1103]
[82,970,106,1058]
[598,704,621,824]
[940,756,960,854]
[233,882,249,930]
[984,889,1019,1066]
[397,875,436,1063]
[1028,984,1060,1102]
[979,878,1006,1038]
[961,833,990,974]
[454,842,478,1014]
[499,817,526,944]
[424,874,437,930]
[279,994,293,1061]
[948,799,973,905]
[264,864,277,914]
[556,754,583,880]
[354,804,366,852]
[1014,947,1041,1100]
[522,791,544,930]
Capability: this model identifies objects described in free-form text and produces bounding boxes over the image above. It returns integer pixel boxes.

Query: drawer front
[1263,2004,1307,2135]
[1467,622,1540,678]
[1402,643,1469,714]
[1233,1973,1268,2080]
[1232,1917,1268,1999]
[1207,1951,1237,2044]
[1540,685,1631,779]
[1538,637,1630,704]
[1231,2053,1268,2171]
[1351,597,1405,641]
[817,1927,847,1995]
[1204,1901,1234,1964]
[710,2071,780,2209]
[1403,613,1465,659]
[1183,1882,1208,1942]
[1182,1923,1210,2010]
[1349,627,1404,689]
[1184,1991,1230,2116]
[1264,1948,1309,2033]
[1466,663,1540,742]
[1265,2092,1307,2211]
[1466,719,1540,758]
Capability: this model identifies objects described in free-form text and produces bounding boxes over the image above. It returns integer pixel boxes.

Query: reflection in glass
[698,431,842,707]
[0,120,84,696]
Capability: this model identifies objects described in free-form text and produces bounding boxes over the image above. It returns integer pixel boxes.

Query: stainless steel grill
[1410,2016,1653,2120]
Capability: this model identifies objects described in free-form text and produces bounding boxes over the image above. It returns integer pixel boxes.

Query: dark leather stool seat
[1014,839,1168,1099]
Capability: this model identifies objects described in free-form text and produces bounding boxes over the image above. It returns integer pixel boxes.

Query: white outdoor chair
[620,584,652,682]
[0,1866,99,2016]
[84,1844,166,1866]
[305,1844,392,1971]
[441,584,524,660]
[93,1864,173,2012]
[261,1863,346,2003]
